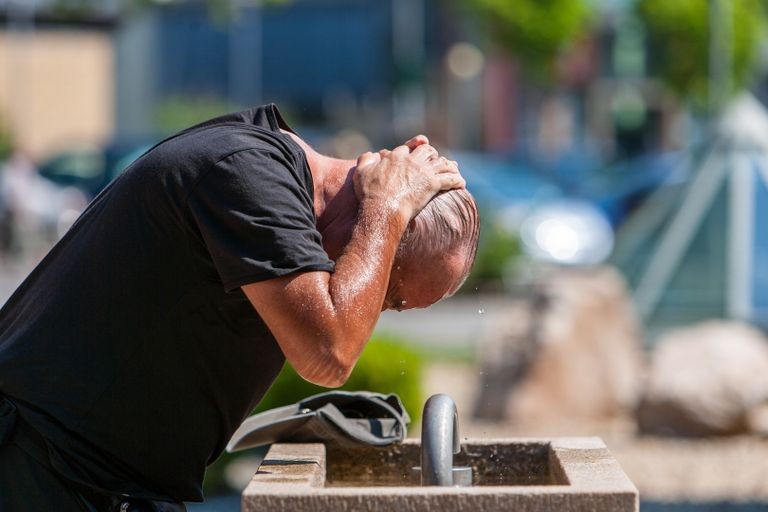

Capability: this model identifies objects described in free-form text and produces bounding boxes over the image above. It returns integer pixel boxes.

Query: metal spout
[420,394,461,486]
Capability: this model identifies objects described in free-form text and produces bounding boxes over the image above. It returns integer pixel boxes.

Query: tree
[637,0,767,109]
[458,0,593,80]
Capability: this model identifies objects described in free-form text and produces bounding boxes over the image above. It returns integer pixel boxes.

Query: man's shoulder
[151,108,299,167]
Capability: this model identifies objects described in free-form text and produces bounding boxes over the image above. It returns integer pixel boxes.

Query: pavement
[375,291,510,349]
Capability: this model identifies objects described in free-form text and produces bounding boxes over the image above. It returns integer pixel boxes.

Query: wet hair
[396,188,480,297]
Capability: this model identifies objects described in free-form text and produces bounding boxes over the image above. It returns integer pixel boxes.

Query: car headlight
[520,200,614,266]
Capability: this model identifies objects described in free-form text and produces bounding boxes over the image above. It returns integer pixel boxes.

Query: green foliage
[637,0,766,107]
[0,116,12,161]
[255,334,424,422]
[458,0,593,80]
[463,216,521,290]
[153,95,237,135]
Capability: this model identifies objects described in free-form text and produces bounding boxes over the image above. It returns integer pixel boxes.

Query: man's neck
[283,130,359,259]
[282,131,354,217]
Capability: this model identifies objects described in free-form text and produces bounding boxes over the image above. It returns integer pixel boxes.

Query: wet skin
[384,250,467,312]
[242,134,466,387]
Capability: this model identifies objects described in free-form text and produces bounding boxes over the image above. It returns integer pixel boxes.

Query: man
[0,104,478,510]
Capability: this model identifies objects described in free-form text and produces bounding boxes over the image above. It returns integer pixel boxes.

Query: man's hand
[353,142,464,225]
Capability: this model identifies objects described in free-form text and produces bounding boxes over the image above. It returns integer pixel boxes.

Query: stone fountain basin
[242,437,639,511]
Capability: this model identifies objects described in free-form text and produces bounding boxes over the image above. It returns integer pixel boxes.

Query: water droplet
[478,308,485,315]
[400,371,405,376]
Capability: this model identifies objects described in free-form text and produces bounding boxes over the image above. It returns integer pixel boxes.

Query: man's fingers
[430,157,465,190]
[391,145,411,158]
[404,134,429,150]
[411,144,438,162]
[437,171,466,191]
[428,156,459,172]
[356,151,380,168]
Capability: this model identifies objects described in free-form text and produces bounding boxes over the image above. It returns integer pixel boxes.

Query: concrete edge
[243,437,639,508]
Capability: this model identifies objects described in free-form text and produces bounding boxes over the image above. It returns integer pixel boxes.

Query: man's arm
[242,144,463,387]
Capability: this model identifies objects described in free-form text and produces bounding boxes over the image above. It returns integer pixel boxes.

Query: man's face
[382,249,467,312]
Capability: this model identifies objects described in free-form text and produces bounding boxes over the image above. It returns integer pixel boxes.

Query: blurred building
[0,0,688,164]
[0,5,116,160]
[115,0,403,142]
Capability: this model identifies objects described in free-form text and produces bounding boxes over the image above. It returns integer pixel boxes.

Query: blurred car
[38,141,153,200]
[449,150,562,206]
[575,151,686,228]
[448,150,562,227]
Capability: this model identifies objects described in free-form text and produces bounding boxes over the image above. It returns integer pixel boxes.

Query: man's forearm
[306,202,408,384]
[241,202,406,387]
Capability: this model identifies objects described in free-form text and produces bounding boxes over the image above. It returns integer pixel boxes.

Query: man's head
[383,187,480,311]
[308,135,480,311]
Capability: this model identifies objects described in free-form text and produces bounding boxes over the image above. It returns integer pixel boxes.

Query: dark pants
[0,396,187,512]
[0,440,90,511]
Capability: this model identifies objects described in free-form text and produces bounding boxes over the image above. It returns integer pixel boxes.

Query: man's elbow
[292,345,355,388]
[300,370,349,388]
[295,363,352,388]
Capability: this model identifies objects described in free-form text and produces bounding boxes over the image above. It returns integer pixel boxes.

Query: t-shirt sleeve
[187,148,335,292]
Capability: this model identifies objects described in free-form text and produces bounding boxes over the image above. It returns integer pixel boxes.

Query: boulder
[474,266,645,421]
[637,321,768,436]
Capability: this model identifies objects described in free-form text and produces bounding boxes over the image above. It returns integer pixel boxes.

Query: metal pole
[227,0,262,106]
[726,153,754,321]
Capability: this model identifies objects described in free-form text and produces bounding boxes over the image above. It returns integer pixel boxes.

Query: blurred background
[2,0,768,510]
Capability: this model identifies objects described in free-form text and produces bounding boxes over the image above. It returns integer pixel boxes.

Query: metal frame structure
[617,94,768,329]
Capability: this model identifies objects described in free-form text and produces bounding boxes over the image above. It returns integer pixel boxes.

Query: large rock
[638,321,768,436]
[474,266,644,421]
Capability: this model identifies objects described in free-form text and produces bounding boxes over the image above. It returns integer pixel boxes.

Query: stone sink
[241,437,639,511]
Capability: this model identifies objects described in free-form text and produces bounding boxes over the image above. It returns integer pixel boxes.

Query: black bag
[226,391,410,453]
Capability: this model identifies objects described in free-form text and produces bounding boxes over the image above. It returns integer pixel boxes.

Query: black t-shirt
[0,105,334,501]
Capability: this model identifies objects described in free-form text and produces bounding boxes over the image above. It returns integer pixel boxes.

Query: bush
[0,116,12,161]
[254,333,424,421]
[153,95,237,135]
[462,216,522,291]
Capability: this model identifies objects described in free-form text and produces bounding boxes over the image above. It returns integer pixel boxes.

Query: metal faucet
[419,394,472,486]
